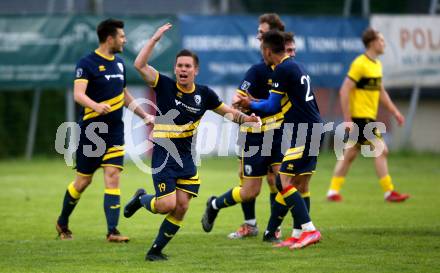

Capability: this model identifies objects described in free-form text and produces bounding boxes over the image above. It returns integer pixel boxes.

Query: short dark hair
[97,18,124,43]
[283,31,295,44]
[259,13,285,31]
[176,49,199,67]
[362,27,379,48]
[261,30,285,54]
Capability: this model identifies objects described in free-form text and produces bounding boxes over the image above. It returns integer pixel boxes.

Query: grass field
[1,152,439,273]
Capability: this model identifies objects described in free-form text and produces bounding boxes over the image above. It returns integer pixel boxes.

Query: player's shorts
[350,118,382,145]
[279,123,322,176]
[151,144,200,199]
[75,120,124,176]
[239,128,283,178]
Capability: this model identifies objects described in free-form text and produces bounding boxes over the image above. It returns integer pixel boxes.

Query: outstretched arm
[380,84,405,126]
[124,88,154,125]
[236,92,283,114]
[213,103,261,126]
[133,23,172,86]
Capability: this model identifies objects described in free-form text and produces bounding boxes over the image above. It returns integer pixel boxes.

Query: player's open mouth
[179,74,188,79]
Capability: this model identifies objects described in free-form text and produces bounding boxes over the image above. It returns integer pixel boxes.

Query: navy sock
[140,194,156,213]
[293,194,311,229]
[149,215,181,253]
[282,186,310,227]
[241,199,256,221]
[215,187,242,209]
[58,182,81,226]
[104,189,120,232]
[265,193,289,234]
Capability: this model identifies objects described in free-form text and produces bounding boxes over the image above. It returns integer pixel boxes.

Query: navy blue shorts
[350,118,382,145]
[75,121,124,176]
[239,129,283,178]
[151,144,200,199]
[279,124,322,176]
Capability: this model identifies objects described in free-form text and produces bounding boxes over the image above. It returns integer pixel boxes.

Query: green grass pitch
[1,152,439,272]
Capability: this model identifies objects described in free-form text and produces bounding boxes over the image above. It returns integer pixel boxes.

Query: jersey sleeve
[152,73,173,93]
[236,65,259,96]
[347,58,364,83]
[74,58,91,83]
[205,87,224,110]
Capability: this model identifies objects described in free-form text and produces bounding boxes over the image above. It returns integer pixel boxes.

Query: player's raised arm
[73,80,111,115]
[213,103,261,127]
[133,23,172,86]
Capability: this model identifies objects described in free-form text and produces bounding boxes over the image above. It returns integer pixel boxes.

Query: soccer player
[235,30,322,249]
[55,18,154,242]
[123,23,260,261]
[326,27,409,203]
[219,13,289,240]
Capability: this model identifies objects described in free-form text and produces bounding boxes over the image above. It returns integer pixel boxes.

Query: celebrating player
[55,18,153,242]
[123,23,260,261]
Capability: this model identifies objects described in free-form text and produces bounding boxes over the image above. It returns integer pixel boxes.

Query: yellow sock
[329,176,345,192]
[67,182,81,199]
[379,175,394,192]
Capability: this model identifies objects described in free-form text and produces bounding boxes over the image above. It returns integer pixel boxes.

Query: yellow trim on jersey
[177,177,201,185]
[94,49,115,61]
[176,83,195,93]
[166,214,183,226]
[104,188,121,195]
[279,171,315,177]
[83,92,125,120]
[232,186,243,203]
[236,89,248,96]
[270,89,285,95]
[153,119,201,139]
[102,150,125,161]
[239,95,291,133]
[282,146,305,162]
[74,79,88,83]
[107,145,124,153]
[176,187,199,197]
[213,102,225,111]
[151,71,160,88]
[150,198,157,213]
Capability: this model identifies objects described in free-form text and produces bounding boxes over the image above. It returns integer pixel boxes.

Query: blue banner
[180,15,368,89]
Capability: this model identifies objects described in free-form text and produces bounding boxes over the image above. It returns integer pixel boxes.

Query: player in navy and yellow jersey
[205,14,294,241]
[326,27,409,203]
[55,19,154,243]
[236,30,322,249]
[122,23,260,261]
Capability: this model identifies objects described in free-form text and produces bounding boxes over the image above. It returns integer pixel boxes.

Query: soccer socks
[379,175,394,193]
[269,191,277,215]
[265,192,289,234]
[241,199,256,221]
[149,215,181,254]
[140,194,157,214]
[292,192,311,229]
[58,182,82,226]
[214,187,242,209]
[104,188,121,232]
[282,186,311,227]
[328,176,345,193]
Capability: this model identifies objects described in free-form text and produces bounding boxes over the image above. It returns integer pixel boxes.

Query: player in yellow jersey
[327,27,410,202]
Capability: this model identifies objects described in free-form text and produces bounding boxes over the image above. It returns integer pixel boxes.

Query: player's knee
[242,187,260,200]
[155,199,176,214]
[175,200,190,216]
[75,176,92,192]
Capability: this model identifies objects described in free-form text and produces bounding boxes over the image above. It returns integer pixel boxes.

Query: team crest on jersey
[117,62,124,72]
[244,164,252,175]
[76,68,83,78]
[194,95,201,105]
[241,81,251,91]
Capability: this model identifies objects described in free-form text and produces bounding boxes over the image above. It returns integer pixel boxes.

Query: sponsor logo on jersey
[241,81,251,91]
[117,62,124,72]
[76,68,83,78]
[104,74,124,81]
[99,65,106,72]
[272,82,279,88]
